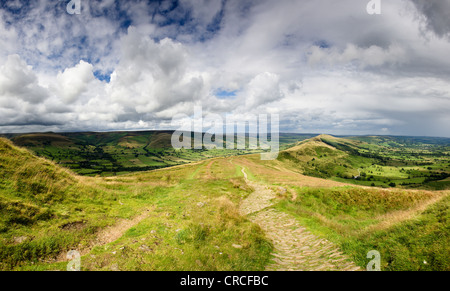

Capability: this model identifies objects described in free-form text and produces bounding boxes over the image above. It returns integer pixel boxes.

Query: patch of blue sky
[94,70,111,82]
[215,89,237,99]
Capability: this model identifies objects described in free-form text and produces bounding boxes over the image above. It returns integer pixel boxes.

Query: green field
[0,132,313,177]
[0,138,272,270]
[277,135,450,190]
[0,133,448,271]
[276,187,449,270]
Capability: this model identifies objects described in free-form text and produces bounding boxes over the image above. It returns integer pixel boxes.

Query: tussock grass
[3,135,447,271]
[0,139,272,270]
[277,186,449,270]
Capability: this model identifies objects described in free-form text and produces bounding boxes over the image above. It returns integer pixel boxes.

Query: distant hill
[1,131,193,176]
[11,133,74,147]
[277,135,450,190]
[0,137,274,271]
[0,131,312,176]
[1,131,448,185]
[278,135,364,179]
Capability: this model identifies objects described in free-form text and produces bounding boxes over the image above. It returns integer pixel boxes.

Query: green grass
[16,178,271,271]
[1,133,449,271]
[277,135,450,190]
[0,138,272,270]
[2,131,300,177]
[76,196,271,271]
[276,186,449,270]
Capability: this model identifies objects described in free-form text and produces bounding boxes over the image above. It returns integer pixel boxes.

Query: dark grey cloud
[411,0,450,38]
[0,118,64,127]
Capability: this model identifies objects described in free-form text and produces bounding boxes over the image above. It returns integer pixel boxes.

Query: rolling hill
[0,131,314,177]
[0,137,272,270]
[0,134,448,271]
[277,135,450,190]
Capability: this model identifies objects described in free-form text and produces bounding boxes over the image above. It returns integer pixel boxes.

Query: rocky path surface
[239,168,361,271]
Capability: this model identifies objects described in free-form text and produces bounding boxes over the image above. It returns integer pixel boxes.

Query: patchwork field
[0,133,448,271]
[0,131,314,177]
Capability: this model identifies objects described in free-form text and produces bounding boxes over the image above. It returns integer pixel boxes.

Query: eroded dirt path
[55,208,153,263]
[239,168,361,271]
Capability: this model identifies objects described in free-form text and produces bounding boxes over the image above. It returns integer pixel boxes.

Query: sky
[0,0,449,137]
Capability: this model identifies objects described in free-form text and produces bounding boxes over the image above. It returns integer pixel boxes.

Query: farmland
[0,133,448,271]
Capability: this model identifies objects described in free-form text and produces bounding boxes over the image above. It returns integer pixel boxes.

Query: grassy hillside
[0,138,112,268]
[276,187,449,270]
[277,135,450,190]
[0,138,272,270]
[1,131,310,177]
[227,154,450,271]
[0,134,448,271]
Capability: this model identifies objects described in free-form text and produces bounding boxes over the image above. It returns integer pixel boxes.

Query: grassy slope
[1,135,449,271]
[276,187,449,270]
[0,138,112,268]
[0,138,272,271]
[5,131,301,177]
[277,135,450,190]
[10,133,267,176]
[228,141,450,271]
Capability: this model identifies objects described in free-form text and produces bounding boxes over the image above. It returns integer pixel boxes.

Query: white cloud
[106,27,206,118]
[243,72,283,109]
[0,54,48,105]
[307,44,407,68]
[56,60,96,104]
[0,0,450,137]
[0,13,17,58]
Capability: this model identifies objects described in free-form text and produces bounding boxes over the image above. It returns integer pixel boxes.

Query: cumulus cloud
[106,27,206,118]
[0,55,67,129]
[0,54,48,104]
[243,72,283,109]
[0,0,449,137]
[56,60,96,104]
